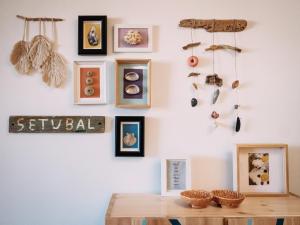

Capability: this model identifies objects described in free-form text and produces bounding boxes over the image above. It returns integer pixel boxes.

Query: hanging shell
[232,80,240,89]
[41,51,67,88]
[235,116,241,132]
[211,111,219,119]
[212,89,220,104]
[28,35,52,70]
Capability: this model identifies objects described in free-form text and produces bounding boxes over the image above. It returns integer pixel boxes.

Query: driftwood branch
[182,42,201,50]
[179,19,247,32]
[205,45,242,53]
[16,15,64,21]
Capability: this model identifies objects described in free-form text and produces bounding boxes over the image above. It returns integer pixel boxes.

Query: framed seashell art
[236,144,289,196]
[115,59,151,108]
[115,116,144,157]
[113,24,153,52]
[74,61,107,104]
[78,15,107,55]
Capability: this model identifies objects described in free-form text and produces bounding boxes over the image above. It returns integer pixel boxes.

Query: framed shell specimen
[115,59,151,108]
[74,61,107,104]
[113,24,153,52]
[115,116,144,157]
[78,15,107,55]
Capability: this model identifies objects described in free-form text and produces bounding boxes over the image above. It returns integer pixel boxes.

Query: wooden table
[105,193,300,225]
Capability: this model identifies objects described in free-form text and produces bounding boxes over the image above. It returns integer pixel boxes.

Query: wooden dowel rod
[16,15,64,21]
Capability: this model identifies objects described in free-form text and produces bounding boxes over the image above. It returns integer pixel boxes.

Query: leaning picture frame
[74,61,107,105]
[115,116,145,157]
[161,158,191,196]
[114,24,153,52]
[236,144,289,196]
[78,15,107,55]
[115,59,151,108]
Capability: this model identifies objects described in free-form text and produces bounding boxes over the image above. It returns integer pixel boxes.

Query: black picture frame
[115,116,144,157]
[78,15,107,55]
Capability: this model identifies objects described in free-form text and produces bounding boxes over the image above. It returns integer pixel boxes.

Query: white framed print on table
[115,59,151,108]
[236,144,289,196]
[74,61,107,104]
[161,158,191,196]
[114,24,153,52]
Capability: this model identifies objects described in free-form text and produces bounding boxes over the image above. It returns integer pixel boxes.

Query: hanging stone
[234,104,239,110]
[232,80,240,89]
[212,89,220,104]
[191,98,198,107]
[235,116,241,132]
[211,111,219,119]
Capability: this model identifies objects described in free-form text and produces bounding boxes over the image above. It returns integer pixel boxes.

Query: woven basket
[212,189,245,208]
[181,190,213,208]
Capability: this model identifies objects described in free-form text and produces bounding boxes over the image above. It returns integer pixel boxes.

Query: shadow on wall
[191,153,233,190]
[288,146,300,195]
[151,61,172,108]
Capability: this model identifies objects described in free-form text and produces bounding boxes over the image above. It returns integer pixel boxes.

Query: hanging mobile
[183,28,201,107]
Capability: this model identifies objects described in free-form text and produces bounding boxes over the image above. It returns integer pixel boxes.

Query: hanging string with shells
[10,15,66,88]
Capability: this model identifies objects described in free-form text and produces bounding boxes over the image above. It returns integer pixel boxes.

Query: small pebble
[191,98,198,107]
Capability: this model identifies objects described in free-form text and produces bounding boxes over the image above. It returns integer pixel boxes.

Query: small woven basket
[212,189,245,208]
[181,190,213,209]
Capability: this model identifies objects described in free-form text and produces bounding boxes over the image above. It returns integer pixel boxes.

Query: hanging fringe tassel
[10,20,33,75]
[41,51,67,88]
[28,34,52,70]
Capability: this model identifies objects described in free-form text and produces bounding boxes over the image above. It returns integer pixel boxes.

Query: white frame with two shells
[114,24,153,52]
[74,61,107,105]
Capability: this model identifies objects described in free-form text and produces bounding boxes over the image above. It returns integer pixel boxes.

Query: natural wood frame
[236,144,289,196]
[115,59,151,108]
[114,24,153,52]
[74,61,107,105]
[161,158,191,196]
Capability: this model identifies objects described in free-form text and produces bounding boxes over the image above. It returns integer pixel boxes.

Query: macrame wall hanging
[10,15,67,88]
[179,19,247,132]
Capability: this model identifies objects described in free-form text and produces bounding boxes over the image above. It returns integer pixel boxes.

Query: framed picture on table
[114,24,153,52]
[236,144,289,196]
[115,59,151,108]
[74,61,107,104]
[115,116,145,157]
[78,15,107,55]
[161,158,191,196]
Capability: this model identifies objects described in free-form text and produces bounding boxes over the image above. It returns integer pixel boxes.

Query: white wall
[0,0,300,224]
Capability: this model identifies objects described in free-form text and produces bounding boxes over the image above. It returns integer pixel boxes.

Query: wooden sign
[9,116,105,133]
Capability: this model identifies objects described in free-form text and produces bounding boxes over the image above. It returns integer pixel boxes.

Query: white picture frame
[114,24,153,52]
[74,61,107,105]
[161,158,191,196]
[236,144,289,196]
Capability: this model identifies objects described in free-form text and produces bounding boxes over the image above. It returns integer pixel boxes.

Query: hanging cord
[233,25,239,116]
[190,28,195,74]
[211,20,218,127]
[22,19,27,41]
[52,19,58,50]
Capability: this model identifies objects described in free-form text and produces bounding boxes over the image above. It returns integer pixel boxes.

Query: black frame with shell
[115,116,144,157]
[78,15,107,55]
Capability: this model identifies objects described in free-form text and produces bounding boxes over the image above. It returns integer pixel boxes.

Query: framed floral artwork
[78,16,107,55]
[115,116,144,157]
[74,61,107,104]
[114,24,153,52]
[236,144,289,196]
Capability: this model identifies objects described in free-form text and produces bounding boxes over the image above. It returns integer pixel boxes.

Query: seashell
[187,56,198,67]
[232,80,239,89]
[84,86,94,96]
[188,72,200,77]
[234,104,239,110]
[85,77,94,85]
[123,30,143,45]
[191,98,198,107]
[125,84,140,95]
[86,71,94,77]
[192,83,198,90]
[212,89,220,104]
[235,117,241,132]
[211,111,219,119]
[124,72,139,81]
[123,133,137,146]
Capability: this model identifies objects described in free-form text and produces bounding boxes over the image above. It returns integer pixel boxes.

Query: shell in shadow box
[125,84,140,95]
[212,189,245,208]
[124,72,139,81]
[180,190,213,209]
